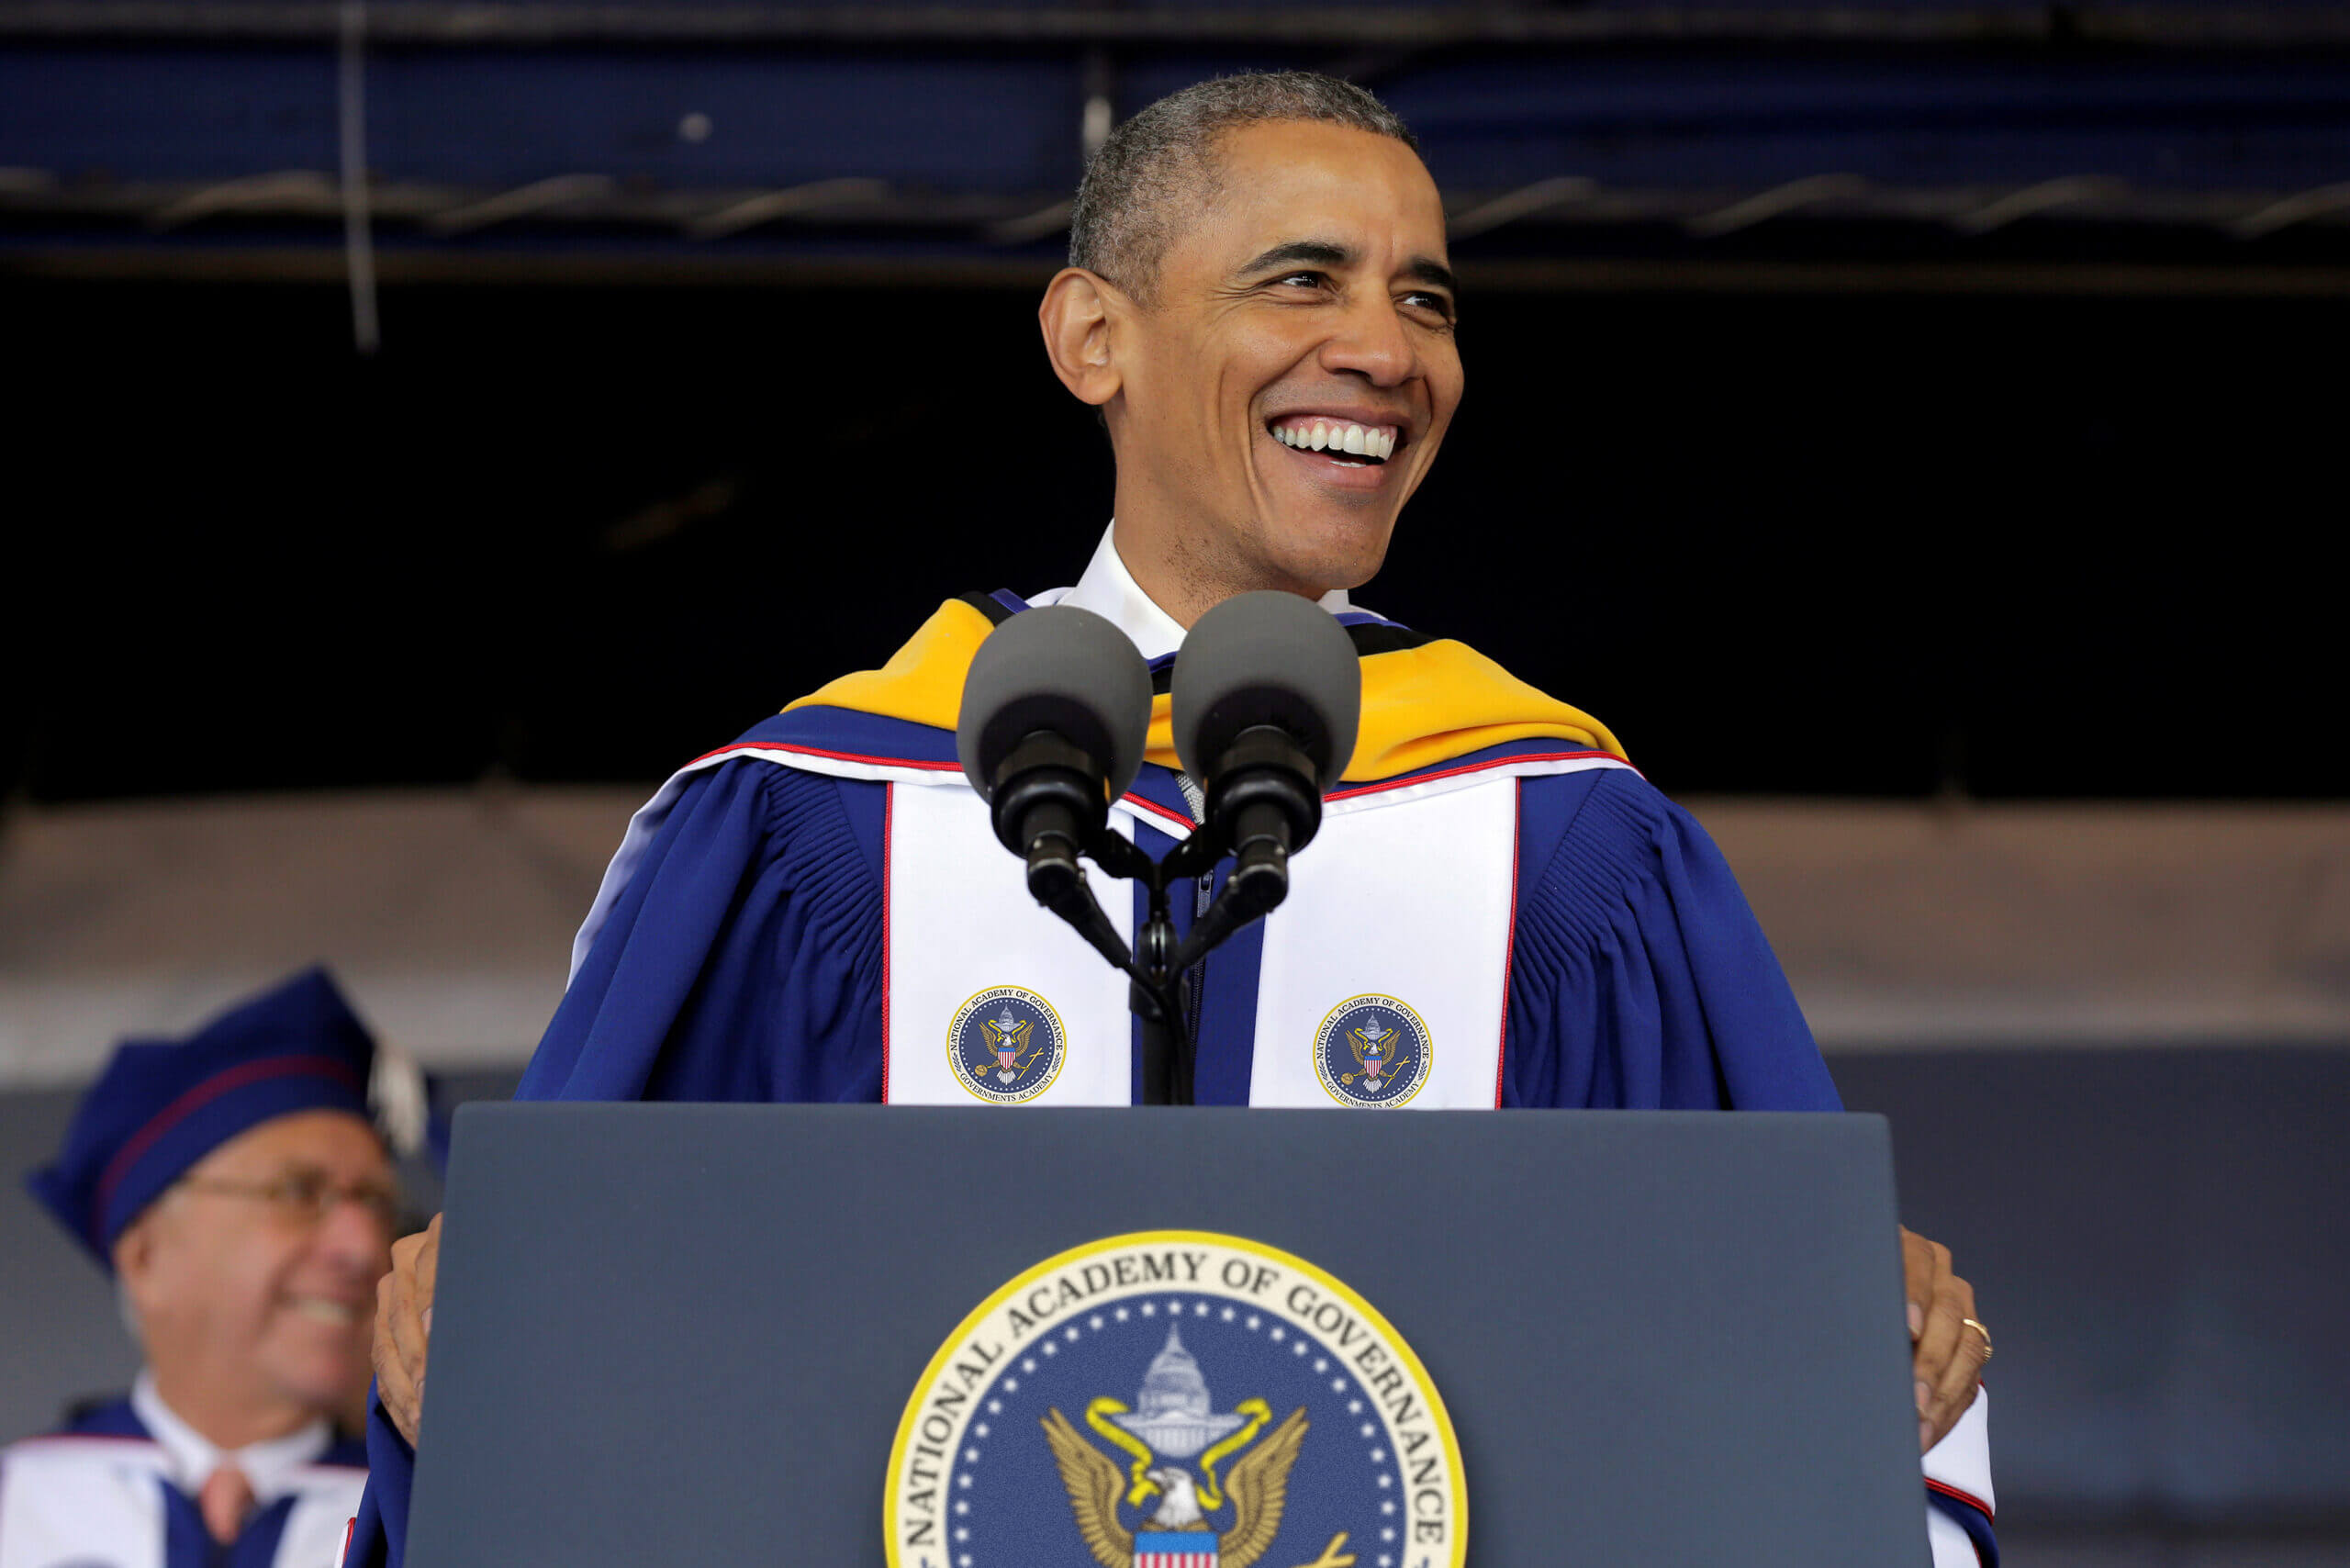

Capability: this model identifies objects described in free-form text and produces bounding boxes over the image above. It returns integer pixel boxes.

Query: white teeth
[1271,420,1400,459]
[290,1298,357,1326]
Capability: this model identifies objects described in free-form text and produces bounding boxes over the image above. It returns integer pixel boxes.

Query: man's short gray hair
[1069,73,1418,305]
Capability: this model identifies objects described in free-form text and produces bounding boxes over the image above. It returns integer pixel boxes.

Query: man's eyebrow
[1404,255,1460,297]
[1236,240,1354,276]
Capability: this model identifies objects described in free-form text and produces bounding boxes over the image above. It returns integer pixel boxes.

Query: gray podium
[408,1104,1930,1567]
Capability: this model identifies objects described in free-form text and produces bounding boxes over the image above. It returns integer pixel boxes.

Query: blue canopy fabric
[1,4,2346,269]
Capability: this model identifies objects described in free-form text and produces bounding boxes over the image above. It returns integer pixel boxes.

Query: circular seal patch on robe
[885,1230,1465,1568]
[1312,996,1433,1108]
[949,985,1068,1104]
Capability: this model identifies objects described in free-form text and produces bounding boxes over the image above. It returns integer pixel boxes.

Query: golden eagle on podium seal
[887,1231,1464,1568]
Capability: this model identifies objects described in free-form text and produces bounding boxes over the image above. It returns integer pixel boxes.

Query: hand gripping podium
[408,1105,1932,1566]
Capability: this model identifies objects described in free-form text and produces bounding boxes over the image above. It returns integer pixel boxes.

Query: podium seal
[887,1230,1464,1568]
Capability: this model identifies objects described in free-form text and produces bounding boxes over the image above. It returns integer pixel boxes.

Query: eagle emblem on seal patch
[949,985,1067,1104]
[1313,996,1432,1108]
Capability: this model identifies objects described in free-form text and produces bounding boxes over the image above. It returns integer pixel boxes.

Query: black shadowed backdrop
[10,279,2341,804]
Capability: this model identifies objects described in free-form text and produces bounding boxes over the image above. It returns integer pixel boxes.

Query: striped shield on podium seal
[1134,1529,1222,1567]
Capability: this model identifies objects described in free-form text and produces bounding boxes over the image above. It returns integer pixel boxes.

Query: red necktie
[198,1462,256,1544]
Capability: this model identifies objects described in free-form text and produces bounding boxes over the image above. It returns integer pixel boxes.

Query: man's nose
[310,1189,394,1272]
[1318,293,1416,386]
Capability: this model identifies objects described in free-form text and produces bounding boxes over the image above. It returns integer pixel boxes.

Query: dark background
[11,276,2340,805]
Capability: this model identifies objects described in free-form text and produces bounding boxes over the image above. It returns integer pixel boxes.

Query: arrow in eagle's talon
[1292,1532,1354,1568]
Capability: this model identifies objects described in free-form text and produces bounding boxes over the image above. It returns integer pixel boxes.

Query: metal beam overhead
[4,2,2350,49]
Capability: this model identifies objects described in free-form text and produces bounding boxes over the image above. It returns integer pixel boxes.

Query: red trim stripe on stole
[688,744,1633,792]
[685,740,964,774]
[93,1055,363,1236]
[1494,780,1523,1107]
[1120,792,1193,832]
[1926,1478,1996,1522]
[880,782,894,1103]
[341,1517,357,1568]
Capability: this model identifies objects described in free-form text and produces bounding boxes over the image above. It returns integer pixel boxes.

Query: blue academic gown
[524,712,1841,1112]
[349,688,1997,1567]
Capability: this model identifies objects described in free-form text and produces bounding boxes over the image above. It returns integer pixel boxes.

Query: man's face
[1107,118,1464,598]
[118,1110,395,1417]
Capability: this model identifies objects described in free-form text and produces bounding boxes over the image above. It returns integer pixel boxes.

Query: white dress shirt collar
[132,1370,333,1503]
[1039,523,1355,664]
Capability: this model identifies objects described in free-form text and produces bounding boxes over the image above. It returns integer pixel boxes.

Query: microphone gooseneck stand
[999,722,1317,1107]
[960,595,1359,1108]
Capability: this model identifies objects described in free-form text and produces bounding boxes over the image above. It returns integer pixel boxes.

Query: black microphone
[1169,590,1362,937]
[957,606,1152,963]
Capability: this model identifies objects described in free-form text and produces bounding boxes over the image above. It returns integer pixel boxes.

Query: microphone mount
[1002,732,1325,1109]
[1196,722,1322,910]
[988,732,1105,902]
[959,593,1360,1109]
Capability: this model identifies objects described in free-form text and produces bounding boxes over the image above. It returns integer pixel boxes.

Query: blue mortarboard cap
[27,967,378,1271]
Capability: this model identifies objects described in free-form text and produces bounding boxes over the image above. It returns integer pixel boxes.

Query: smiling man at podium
[347,73,1996,1568]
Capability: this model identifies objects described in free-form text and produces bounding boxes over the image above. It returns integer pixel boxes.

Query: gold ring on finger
[1961,1317,1993,1361]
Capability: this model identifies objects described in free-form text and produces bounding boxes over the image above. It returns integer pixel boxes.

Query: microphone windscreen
[1170,591,1361,793]
[957,605,1153,802]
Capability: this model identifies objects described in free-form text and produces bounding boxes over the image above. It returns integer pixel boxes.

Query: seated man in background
[355,72,1994,1567]
[2,969,399,1568]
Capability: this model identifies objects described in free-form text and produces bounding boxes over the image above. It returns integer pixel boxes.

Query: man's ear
[1038,267,1125,408]
[112,1212,161,1316]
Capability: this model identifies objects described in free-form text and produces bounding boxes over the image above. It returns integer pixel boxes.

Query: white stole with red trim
[0,1438,172,1568]
[1244,776,1523,1108]
[0,1438,363,1568]
[878,783,1144,1106]
[880,768,1543,1106]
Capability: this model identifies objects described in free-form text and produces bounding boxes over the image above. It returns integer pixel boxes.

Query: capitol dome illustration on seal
[1111,1327,1248,1458]
[887,1231,1464,1568]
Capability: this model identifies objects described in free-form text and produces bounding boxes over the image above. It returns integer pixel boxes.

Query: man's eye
[1273,271,1325,288]
[273,1173,330,1206]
